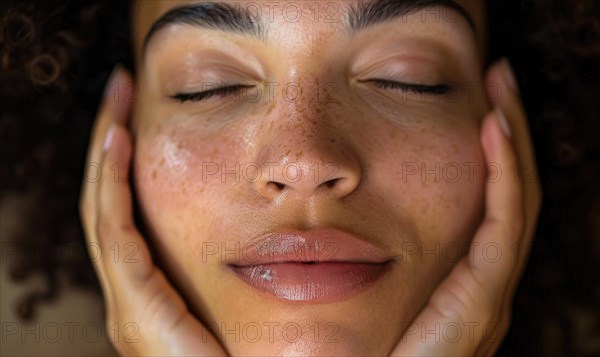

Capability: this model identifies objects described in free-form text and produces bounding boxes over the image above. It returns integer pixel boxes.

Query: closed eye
[365,79,450,95]
[170,84,255,103]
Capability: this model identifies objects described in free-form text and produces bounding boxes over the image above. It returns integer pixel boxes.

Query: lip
[227,228,395,303]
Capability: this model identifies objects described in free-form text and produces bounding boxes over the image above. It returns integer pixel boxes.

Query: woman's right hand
[79,67,228,356]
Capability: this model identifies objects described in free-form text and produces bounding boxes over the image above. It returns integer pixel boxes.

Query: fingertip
[481,108,512,156]
[500,58,518,93]
[103,123,116,153]
[484,57,519,107]
[99,124,135,226]
[484,60,505,106]
[105,124,133,167]
[103,64,135,126]
[495,107,512,138]
[480,111,499,159]
[103,65,125,100]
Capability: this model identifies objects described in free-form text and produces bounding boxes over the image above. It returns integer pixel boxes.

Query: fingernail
[495,107,512,138]
[103,65,123,100]
[103,123,115,152]
[501,57,517,92]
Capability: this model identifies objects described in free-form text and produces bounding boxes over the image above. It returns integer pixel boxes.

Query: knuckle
[137,270,168,321]
[96,209,137,239]
[119,221,138,235]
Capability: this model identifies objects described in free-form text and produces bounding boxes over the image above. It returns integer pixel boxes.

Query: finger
[391,110,522,356]
[80,66,134,247]
[89,66,134,168]
[468,108,524,291]
[478,58,543,357]
[96,123,155,286]
[485,58,542,282]
[80,66,133,222]
[486,58,535,170]
[79,66,134,302]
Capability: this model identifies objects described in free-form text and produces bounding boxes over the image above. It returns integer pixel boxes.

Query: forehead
[132,0,487,63]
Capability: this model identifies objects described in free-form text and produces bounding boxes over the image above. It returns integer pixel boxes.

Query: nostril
[324,178,339,188]
[269,181,285,190]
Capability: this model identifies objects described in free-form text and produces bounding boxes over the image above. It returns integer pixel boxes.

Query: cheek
[132,122,243,255]
[367,122,485,249]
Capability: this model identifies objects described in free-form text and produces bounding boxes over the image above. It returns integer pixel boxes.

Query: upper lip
[227,227,394,266]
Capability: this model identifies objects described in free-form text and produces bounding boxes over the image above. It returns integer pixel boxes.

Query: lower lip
[230,262,392,303]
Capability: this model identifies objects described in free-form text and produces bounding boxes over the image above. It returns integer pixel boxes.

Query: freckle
[152,170,157,180]
[330,138,336,143]
[159,158,165,167]
[296,151,303,160]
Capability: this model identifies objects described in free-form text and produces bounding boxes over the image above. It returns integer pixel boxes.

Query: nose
[253,100,361,202]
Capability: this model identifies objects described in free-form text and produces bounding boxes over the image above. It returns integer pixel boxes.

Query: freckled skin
[130,1,488,355]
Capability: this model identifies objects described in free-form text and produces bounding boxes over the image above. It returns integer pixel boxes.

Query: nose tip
[256,160,360,200]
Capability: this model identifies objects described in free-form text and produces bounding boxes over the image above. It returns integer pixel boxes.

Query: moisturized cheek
[135,120,253,217]
[137,134,191,198]
[163,137,191,175]
[134,128,231,259]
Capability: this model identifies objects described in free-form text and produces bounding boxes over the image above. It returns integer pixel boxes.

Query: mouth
[226,228,395,303]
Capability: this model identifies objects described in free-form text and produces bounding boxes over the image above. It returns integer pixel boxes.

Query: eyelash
[170,84,253,103]
[170,80,450,103]
[368,79,451,94]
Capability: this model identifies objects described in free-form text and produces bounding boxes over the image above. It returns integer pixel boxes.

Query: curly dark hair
[1,0,599,355]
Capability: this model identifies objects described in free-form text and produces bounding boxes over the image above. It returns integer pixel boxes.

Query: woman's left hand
[391,58,542,356]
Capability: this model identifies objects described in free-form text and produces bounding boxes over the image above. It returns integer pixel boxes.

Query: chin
[222,320,392,357]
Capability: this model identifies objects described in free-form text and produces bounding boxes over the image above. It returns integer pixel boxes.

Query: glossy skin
[79,1,541,356]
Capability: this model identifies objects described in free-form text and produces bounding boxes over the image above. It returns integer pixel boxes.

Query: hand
[391,58,542,356]
[79,67,228,356]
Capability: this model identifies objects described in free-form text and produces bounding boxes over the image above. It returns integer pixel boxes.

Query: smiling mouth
[225,227,395,303]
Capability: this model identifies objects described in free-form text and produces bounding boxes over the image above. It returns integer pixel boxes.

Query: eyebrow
[348,0,477,33]
[143,0,476,55]
[143,2,266,52]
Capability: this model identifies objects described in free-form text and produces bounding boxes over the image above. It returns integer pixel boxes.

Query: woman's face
[131,0,488,355]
